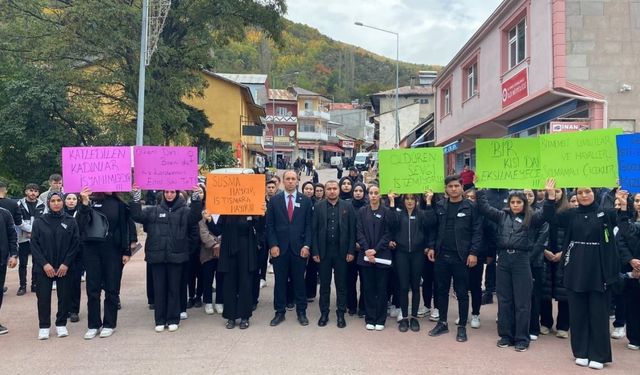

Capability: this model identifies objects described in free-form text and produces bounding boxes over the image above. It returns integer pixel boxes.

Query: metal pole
[136,0,149,146]
[395,33,400,148]
[271,76,276,168]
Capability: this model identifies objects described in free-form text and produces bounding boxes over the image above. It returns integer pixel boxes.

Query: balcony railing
[298,131,328,141]
[298,110,330,121]
[264,115,298,124]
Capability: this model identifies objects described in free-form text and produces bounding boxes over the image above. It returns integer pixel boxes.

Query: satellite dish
[289,130,296,137]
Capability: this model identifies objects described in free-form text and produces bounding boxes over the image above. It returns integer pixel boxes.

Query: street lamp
[355,21,400,148]
[270,71,299,168]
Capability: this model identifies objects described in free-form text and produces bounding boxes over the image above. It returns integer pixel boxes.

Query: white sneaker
[540,326,551,335]
[455,318,460,325]
[99,328,114,338]
[215,304,224,314]
[366,324,375,330]
[396,309,403,322]
[530,334,538,341]
[429,308,440,322]
[155,325,165,333]
[260,279,267,288]
[556,330,569,338]
[417,306,429,318]
[84,328,99,340]
[38,328,50,340]
[575,358,589,367]
[52,281,57,291]
[81,274,86,282]
[56,326,69,338]
[180,312,188,320]
[375,325,385,331]
[627,343,640,350]
[588,361,604,370]
[168,324,178,332]
[470,315,481,329]
[204,304,214,315]
[611,326,625,339]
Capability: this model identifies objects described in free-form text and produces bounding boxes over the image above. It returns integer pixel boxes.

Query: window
[467,63,478,99]
[299,121,315,132]
[304,101,312,110]
[443,87,451,115]
[276,107,288,116]
[276,128,285,137]
[508,19,526,69]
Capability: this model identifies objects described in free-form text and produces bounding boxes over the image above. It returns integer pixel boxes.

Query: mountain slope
[210,19,440,102]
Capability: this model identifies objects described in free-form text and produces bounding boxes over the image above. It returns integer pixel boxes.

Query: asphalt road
[0,169,637,374]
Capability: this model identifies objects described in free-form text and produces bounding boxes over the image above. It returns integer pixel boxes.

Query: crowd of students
[1,170,639,371]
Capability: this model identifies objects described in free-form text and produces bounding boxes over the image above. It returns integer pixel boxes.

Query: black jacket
[430,198,483,261]
[30,213,79,273]
[617,210,640,271]
[131,197,202,264]
[543,199,620,288]
[477,191,545,252]
[77,196,138,256]
[312,199,356,259]
[0,197,22,227]
[542,222,568,301]
[0,207,17,265]
[356,205,393,268]
[215,215,261,273]
[389,207,436,253]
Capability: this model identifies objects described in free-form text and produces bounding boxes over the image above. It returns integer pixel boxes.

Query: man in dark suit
[312,180,356,328]
[266,170,313,326]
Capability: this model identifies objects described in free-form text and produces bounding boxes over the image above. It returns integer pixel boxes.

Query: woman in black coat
[544,180,622,369]
[214,214,263,329]
[77,188,137,340]
[339,177,353,201]
[356,184,393,330]
[540,188,571,338]
[31,192,79,340]
[130,185,202,333]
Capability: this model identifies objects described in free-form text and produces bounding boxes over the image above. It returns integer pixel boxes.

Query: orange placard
[206,174,266,215]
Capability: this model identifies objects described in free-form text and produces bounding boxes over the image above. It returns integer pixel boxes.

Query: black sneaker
[16,287,26,296]
[286,303,295,311]
[398,319,409,332]
[409,318,420,332]
[68,313,80,323]
[30,285,36,293]
[456,326,468,342]
[497,337,513,348]
[187,299,195,309]
[481,292,493,305]
[194,299,203,308]
[514,343,529,352]
[428,322,449,337]
[0,324,7,335]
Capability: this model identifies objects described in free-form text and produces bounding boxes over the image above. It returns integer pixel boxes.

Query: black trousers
[612,289,626,328]
[435,252,470,325]
[69,264,83,315]
[188,252,202,301]
[362,266,389,325]
[84,243,122,329]
[146,262,154,305]
[180,262,189,312]
[540,299,570,331]
[273,249,307,314]
[496,250,532,346]
[222,257,253,320]
[201,259,224,304]
[468,259,484,315]
[305,258,318,299]
[625,281,640,346]
[253,243,269,304]
[18,241,35,288]
[485,261,496,293]
[318,251,348,314]
[151,263,183,326]
[567,289,612,363]
[395,251,423,318]
[529,266,543,335]
[422,258,437,309]
[35,273,71,328]
[0,264,6,312]
[347,261,364,312]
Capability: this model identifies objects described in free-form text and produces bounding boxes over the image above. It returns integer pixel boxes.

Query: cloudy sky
[286,0,503,66]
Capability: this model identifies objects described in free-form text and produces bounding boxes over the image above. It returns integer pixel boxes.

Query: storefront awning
[321,145,344,153]
[508,99,580,134]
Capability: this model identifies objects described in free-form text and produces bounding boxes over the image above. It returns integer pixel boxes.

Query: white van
[353,152,370,171]
[330,156,343,169]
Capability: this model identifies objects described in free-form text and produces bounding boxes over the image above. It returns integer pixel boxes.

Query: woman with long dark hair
[31,192,79,339]
[476,188,545,352]
[77,189,137,340]
[544,180,621,369]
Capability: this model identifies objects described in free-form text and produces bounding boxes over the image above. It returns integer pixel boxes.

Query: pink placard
[62,147,132,193]
[134,146,198,190]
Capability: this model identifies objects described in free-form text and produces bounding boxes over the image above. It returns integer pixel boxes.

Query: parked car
[330,156,343,169]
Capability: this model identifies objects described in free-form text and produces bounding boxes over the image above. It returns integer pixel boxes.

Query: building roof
[201,69,265,118]
[289,86,332,101]
[372,85,434,97]
[215,73,268,85]
[268,89,297,101]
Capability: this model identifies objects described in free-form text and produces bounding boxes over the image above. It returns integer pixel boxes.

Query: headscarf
[63,193,78,217]
[46,191,65,217]
[351,182,368,210]
[339,177,353,201]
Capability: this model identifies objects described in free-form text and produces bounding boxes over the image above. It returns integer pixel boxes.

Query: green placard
[476,138,542,189]
[540,128,622,188]
[379,148,445,194]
